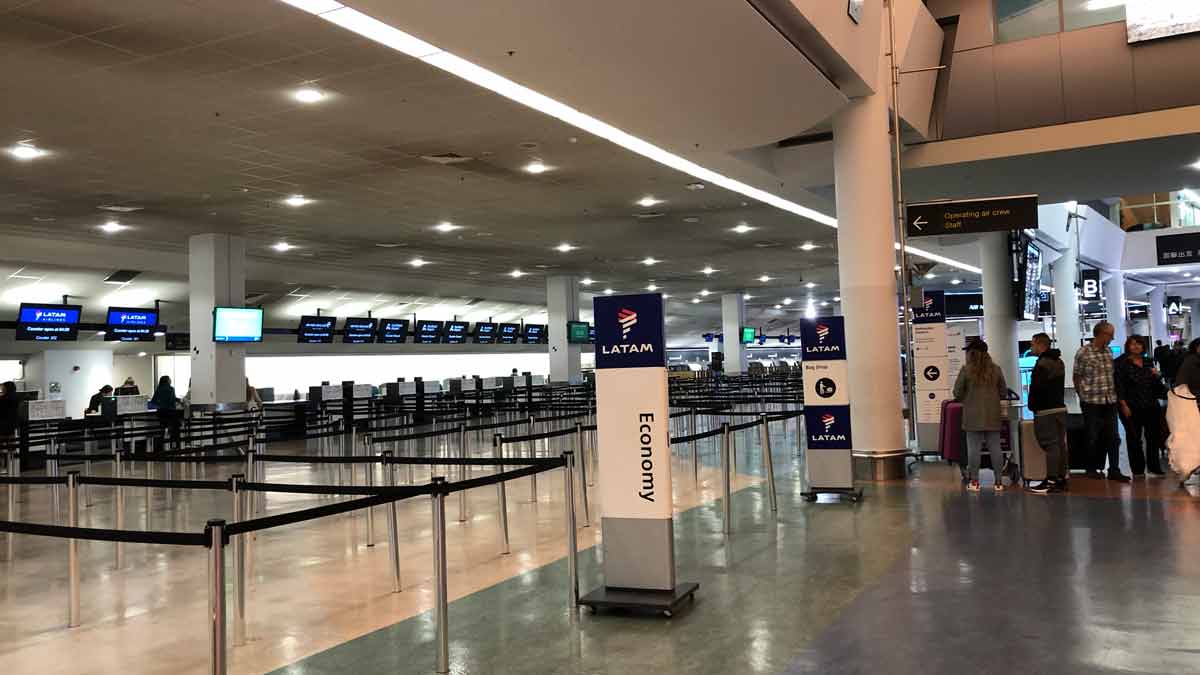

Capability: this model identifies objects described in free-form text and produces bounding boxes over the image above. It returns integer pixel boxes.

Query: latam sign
[15,303,82,342]
[594,293,665,369]
[106,307,159,342]
[798,316,847,361]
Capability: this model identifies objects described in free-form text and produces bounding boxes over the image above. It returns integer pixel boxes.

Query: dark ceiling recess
[776,131,833,148]
[104,270,141,283]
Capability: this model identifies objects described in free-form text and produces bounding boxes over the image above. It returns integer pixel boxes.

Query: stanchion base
[578,582,699,618]
[800,487,864,503]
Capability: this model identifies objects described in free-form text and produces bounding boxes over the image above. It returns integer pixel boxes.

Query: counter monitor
[297,315,336,344]
[377,318,410,344]
[498,323,520,344]
[522,323,547,344]
[444,320,470,344]
[474,322,498,344]
[342,317,378,344]
[566,320,590,344]
[416,320,444,344]
[213,307,263,343]
[105,307,158,342]
[15,303,82,342]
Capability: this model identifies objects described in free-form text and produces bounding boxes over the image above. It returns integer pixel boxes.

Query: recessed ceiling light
[95,330,106,336]
[8,143,48,160]
[510,269,526,278]
[950,278,962,285]
[804,281,817,289]
[283,194,312,207]
[743,293,753,300]
[731,223,755,234]
[642,257,660,266]
[375,242,403,248]
[98,221,127,234]
[782,297,793,305]
[699,289,711,296]
[153,331,165,337]
[1190,159,1200,171]
[555,242,576,253]
[137,351,147,357]
[692,298,700,304]
[637,196,663,208]
[662,293,671,299]
[924,272,937,279]
[773,304,782,310]
[581,277,595,286]
[524,160,549,174]
[799,241,818,251]
[409,257,429,267]
[684,182,705,191]
[646,283,658,291]
[603,288,614,295]
[293,87,326,103]
[272,241,294,252]
[758,275,772,283]
[834,296,841,302]
[433,221,461,233]
[701,266,716,275]
[820,301,830,307]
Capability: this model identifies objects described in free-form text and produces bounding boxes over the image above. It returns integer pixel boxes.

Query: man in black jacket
[1028,333,1068,493]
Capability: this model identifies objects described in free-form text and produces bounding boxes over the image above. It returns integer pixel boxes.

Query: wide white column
[1052,234,1081,382]
[189,233,246,405]
[1190,300,1200,341]
[1149,285,1168,344]
[980,233,1019,390]
[1104,272,1127,346]
[831,50,906,468]
[546,275,581,384]
[720,292,746,375]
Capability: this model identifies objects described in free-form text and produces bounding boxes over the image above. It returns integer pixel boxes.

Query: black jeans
[1081,401,1120,474]
[1121,405,1164,475]
[156,409,181,451]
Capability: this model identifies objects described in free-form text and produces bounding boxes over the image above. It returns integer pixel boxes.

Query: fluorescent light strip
[283,1,981,275]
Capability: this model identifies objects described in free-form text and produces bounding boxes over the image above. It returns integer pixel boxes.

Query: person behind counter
[115,377,139,396]
[150,376,181,451]
[85,385,114,415]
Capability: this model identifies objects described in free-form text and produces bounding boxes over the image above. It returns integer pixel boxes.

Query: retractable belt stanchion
[759,414,778,513]
[431,477,450,675]
[364,446,375,547]
[690,408,700,485]
[527,415,537,503]
[382,451,402,593]
[574,423,590,527]
[563,451,579,608]
[67,471,81,627]
[6,449,17,560]
[721,423,732,535]
[457,424,468,523]
[114,451,125,569]
[493,433,511,555]
[207,519,228,675]
[231,476,246,647]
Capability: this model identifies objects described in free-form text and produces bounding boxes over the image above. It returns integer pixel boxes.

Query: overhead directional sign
[906,195,1038,237]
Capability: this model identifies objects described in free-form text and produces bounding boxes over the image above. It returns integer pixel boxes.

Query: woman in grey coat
[952,340,1009,493]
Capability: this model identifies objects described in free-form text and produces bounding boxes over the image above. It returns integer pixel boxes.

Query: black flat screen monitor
[566,321,590,344]
[342,317,378,344]
[15,303,82,342]
[416,320,444,344]
[213,307,263,343]
[105,306,158,342]
[1022,240,1042,321]
[297,315,336,344]
[498,323,520,344]
[377,318,409,344]
[165,332,190,351]
[522,323,547,344]
[474,322,498,344]
[443,321,470,344]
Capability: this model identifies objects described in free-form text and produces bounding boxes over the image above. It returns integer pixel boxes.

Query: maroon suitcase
[939,400,965,463]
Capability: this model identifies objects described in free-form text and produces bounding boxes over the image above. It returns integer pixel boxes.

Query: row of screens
[295,317,579,344]
[14,303,164,343]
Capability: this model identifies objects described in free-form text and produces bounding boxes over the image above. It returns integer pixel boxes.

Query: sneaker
[966,480,981,493]
[994,482,1006,493]
[1107,471,1132,483]
[1028,481,1051,494]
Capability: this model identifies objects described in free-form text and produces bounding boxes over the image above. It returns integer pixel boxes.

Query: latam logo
[618,308,637,340]
[118,313,151,324]
[815,323,830,342]
[923,296,934,309]
[34,310,68,322]
[821,413,836,433]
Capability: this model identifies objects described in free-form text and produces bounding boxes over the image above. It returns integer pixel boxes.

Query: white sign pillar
[189,233,247,405]
[546,275,582,384]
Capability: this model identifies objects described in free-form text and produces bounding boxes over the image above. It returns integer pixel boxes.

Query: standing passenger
[1027,333,1068,493]
[953,340,1009,493]
[1073,321,1129,481]
[1114,335,1167,477]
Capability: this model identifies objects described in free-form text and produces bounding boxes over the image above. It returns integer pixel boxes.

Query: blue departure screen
[16,303,82,342]
[106,307,158,342]
[444,321,469,344]
[498,323,519,344]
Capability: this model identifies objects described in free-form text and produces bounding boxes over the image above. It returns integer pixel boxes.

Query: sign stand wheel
[800,487,864,503]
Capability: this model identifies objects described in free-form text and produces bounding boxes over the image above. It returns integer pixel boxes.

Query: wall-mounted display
[443,321,470,344]
[213,307,263,343]
[297,315,336,344]
[566,320,590,344]
[416,320,444,344]
[1127,1,1200,43]
[105,306,158,342]
[342,317,377,344]
[377,319,409,344]
[522,323,547,344]
[474,322,498,344]
[15,303,82,342]
[498,323,520,344]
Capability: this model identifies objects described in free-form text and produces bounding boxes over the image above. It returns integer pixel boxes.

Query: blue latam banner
[798,316,846,362]
[594,293,665,369]
[913,290,945,324]
[804,405,853,450]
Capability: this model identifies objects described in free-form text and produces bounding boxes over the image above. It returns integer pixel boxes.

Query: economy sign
[906,195,1038,237]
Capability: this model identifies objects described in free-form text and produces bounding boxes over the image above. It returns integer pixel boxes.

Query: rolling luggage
[1020,419,1046,482]
[939,400,964,464]
[1066,413,1088,472]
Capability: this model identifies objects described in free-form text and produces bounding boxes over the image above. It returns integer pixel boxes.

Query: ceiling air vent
[420,152,473,165]
[103,269,141,284]
[634,212,666,219]
[98,205,144,213]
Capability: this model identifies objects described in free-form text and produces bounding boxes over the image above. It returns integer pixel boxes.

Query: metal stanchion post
[83,427,92,507]
[759,414,778,513]
[563,452,579,608]
[493,434,510,555]
[67,471,80,627]
[690,408,699,485]
[165,457,174,509]
[244,450,255,519]
[144,457,152,525]
[527,416,538,503]
[6,449,17,560]
[457,424,468,522]
[364,454,375,547]
[382,451,402,592]
[114,451,125,569]
[207,519,228,675]
[573,423,590,527]
[231,476,246,646]
[431,477,450,675]
[50,439,60,522]
[720,424,732,535]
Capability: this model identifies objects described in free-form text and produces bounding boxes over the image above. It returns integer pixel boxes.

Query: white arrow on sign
[912,216,928,231]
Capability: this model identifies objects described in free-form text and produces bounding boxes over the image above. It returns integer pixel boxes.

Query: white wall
[113,354,154,393]
[30,349,113,418]
[0,360,21,382]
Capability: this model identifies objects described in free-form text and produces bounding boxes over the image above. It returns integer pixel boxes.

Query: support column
[1104,272,1127,346]
[720,293,746,375]
[1149,285,1168,345]
[546,276,581,384]
[1052,235,1081,383]
[1190,300,1200,342]
[189,233,247,405]
[832,47,906,479]
[980,233,1019,392]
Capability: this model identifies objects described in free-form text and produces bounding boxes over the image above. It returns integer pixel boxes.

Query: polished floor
[4,420,1200,674]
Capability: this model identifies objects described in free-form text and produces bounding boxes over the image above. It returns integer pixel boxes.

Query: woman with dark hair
[0,381,19,448]
[1115,335,1166,476]
[150,375,181,451]
[953,340,1009,493]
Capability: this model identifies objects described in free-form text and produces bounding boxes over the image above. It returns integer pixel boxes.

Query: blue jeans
[966,430,1004,482]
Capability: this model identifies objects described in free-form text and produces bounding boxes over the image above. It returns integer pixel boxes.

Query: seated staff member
[115,377,139,396]
[1114,335,1167,477]
[85,385,114,415]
